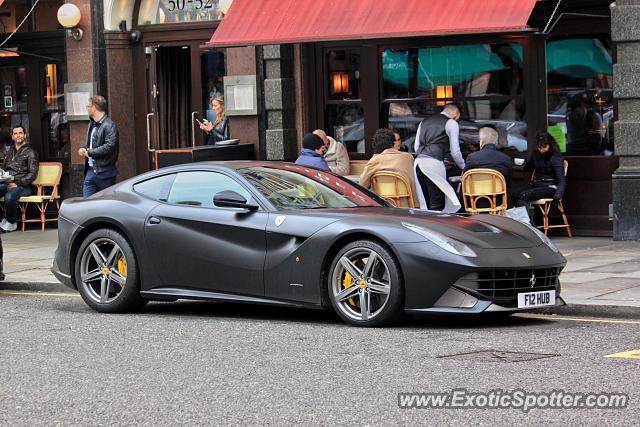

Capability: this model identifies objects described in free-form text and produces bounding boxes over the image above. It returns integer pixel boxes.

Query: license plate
[517,290,556,308]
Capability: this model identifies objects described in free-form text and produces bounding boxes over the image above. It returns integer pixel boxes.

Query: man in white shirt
[413,104,465,212]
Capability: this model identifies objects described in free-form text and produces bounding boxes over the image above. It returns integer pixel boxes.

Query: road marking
[0,290,80,297]
[606,349,640,359]
[517,313,640,325]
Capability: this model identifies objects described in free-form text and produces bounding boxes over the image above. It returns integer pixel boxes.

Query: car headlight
[522,221,559,253]
[402,222,477,257]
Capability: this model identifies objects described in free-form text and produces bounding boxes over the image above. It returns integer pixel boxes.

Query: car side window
[166,171,253,208]
[133,174,176,201]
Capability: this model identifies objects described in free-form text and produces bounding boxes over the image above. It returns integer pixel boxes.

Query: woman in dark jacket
[199,95,229,144]
[513,132,566,206]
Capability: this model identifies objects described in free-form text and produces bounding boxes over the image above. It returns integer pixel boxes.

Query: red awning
[209,0,537,47]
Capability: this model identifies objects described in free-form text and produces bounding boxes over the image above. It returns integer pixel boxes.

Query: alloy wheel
[79,237,128,304]
[331,247,392,322]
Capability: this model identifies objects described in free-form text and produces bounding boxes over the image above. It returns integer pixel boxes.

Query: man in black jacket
[464,126,513,189]
[78,95,119,197]
[0,125,39,233]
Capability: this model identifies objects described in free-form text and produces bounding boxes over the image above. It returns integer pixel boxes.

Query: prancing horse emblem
[275,215,286,227]
[530,274,537,288]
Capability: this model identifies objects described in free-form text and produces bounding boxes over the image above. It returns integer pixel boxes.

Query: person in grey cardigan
[313,129,350,176]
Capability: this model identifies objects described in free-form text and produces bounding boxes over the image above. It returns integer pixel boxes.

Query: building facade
[2,0,637,239]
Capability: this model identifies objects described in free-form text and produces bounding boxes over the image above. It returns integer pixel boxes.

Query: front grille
[455,268,560,305]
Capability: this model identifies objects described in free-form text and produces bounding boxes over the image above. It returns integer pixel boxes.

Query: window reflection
[546,38,613,156]
[326,49,361,101]
[325,48,363,154]
[382,42,526,155]
[327,104,364,153]
[385,100,526,155]
[382,44,522,100]
[0,66,29,152]
[42,63,68,158]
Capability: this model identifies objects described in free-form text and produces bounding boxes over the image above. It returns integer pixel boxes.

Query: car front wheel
[75,229,147,313]
[328,240,404,327]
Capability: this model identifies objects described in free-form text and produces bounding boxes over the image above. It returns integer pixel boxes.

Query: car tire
[328,239,404,327]
[75,229,147,313]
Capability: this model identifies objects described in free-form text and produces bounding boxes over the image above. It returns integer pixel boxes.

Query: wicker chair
[370,171,415,208]
[461,168,508,215]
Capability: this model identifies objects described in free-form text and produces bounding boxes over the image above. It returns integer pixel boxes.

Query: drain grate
[438,350,559,363]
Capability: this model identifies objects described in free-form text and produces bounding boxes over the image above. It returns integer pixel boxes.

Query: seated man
[360,128,419,207]
[313,129,350,176]
[295,133,330,171]
[464,126,512,189]
[0,125,39,232]
[462,126,512,210]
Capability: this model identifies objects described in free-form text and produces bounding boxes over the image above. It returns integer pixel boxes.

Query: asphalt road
[1,292,638,426]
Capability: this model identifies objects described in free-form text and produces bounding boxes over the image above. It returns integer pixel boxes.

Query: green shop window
[382,43,525,153]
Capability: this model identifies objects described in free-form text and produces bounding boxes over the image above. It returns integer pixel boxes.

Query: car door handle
[147,216,161,225]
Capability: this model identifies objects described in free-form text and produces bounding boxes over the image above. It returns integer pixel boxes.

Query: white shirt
[87,126,97,168]
[414,112,465,170]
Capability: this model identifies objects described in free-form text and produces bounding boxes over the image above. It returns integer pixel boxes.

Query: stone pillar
[66,0,95,197]
[612,1,640,240]
[263,45,298,161]
[105,32,136,181]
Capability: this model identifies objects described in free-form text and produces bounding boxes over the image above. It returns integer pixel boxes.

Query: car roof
[157,160,296,173]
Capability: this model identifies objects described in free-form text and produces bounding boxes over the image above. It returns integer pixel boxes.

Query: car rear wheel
[328,240,403,327]
[75,229,147,313]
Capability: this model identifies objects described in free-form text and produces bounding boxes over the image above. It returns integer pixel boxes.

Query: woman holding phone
[198,95,229,144]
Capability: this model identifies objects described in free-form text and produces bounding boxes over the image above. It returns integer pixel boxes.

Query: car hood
[296,207,543,249]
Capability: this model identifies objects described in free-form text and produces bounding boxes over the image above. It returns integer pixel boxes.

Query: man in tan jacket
[359,128,419,207]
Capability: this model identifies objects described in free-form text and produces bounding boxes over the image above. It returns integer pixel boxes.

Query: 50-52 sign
[166,0,214,11]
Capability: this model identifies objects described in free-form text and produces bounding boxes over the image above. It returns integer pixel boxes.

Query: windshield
[238,165,387,211]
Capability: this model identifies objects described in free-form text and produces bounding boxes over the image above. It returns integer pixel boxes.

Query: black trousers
[513,185,556,207]
[415,163,445,211]
[0,235,4,280]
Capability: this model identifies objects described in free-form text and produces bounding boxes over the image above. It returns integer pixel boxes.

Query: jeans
[0,235,3,279]
[83,169,117,197]
[0,184,32,224]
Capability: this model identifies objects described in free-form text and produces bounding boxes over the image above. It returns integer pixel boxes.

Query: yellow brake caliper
[342,271,357,306]
[116,257,127,288]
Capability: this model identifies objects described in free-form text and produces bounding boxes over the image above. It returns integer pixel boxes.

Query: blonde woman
[199,96,229,144]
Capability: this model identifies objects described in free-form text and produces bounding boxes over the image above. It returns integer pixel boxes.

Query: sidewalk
[1,230,639,317]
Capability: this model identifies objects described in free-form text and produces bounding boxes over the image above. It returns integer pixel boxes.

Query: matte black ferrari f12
[52,162,566,326]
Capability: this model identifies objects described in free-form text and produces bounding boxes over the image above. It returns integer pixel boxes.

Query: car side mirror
[213,190,258,211]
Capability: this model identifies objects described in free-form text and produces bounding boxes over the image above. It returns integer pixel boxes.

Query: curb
[537,303,640,320]
[0,281,75,294]
[3,281,640,320]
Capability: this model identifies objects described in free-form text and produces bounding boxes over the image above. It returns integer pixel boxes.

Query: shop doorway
[145,43,226,165]
[148,45,195,152]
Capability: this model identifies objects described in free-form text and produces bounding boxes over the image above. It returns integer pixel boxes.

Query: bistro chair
[370,171,415,208]
[17,162,63,231]
[461,168,508,215]
[348,160,368,176]
[530,160,572,237]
